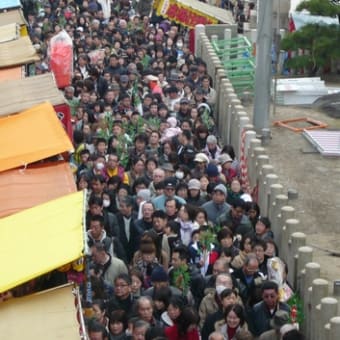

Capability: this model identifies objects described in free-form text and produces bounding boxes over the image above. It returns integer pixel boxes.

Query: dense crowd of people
[17,1,306,339]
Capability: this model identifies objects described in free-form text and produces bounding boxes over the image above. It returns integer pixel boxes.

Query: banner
[156,0,218,28]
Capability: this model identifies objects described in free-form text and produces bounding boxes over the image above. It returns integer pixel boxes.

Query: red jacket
[165,324,200,340]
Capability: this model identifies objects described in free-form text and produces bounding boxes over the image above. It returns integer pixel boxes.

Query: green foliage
[200,225,217,252]
[287,293,304,326]
[172,265,191,294]
[297,0,340,17]
[281,19,340,75]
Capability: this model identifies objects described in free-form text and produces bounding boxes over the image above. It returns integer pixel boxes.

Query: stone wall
[195,24,340,339]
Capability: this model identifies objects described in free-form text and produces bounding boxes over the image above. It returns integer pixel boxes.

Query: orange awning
[0,102,73,172]
[0,162,77,218]
[0,66,22,82]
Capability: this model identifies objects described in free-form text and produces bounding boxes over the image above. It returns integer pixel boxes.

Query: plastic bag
[49,30,73,89]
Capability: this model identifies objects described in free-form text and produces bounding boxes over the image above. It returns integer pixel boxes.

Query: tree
[280,0,340,75]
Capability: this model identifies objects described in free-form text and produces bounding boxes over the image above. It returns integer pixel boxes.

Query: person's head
[152,168,165,184]
[109,309,128,336]
[217,227,234,248]
[119,196,134,217]
[152,210,168,232]
[208,332,224,340]
[153,286,171,312]
[136,296,154,323]
[89,215,105,239]
[261,281,279,309]
[91,299,106,324]
[245,202,260,222]
[91,243,107,264]
[253,239,267,264]
[240,233,255,253]
[150,266,169,290]
[163,177,177,198]
[213,258,230,276]
[176,306,199,335]
[165,197,180,218]
[131,319,149,340]
[171,245,189,269]
[212,184,227,204]
[178,204,196,222]
[130,268,143,295]
[220,288,238,309]
[167,295,186,321]
[107,153,119,170]
[282,329,305,340]
[87,320,108,340]
[142,201,155,221]
[91,175,106,195]
[243,253,259,276]
[230,198,246,220]
[265,238,278,258]
[215,273,233,294]
[224,304,246,329]
[164,220,180,237]
[255,216,271,236]
[195,208,208,226]
[140,242,156,263]
[89,195,103,215]
[114,273,132,299]
[234,330,254,340]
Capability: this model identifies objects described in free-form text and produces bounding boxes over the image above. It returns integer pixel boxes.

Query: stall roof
[0,23,19,43]
[0,35,39,68]
[0,162,77,218]
[0,73,66,116]
[0,0,21,10]
[0,102,73,172]
[0,8,27,27]
[0,284,80,340]
[0,191,84,293]
[0,66,23,82]
[176,0,234,24]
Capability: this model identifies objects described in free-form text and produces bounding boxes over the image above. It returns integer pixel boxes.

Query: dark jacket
[216,210,253,237]
[250,301,290,336]
[115,211,141,263]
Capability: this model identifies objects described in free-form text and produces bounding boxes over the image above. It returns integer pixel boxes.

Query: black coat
[115,212,141,263]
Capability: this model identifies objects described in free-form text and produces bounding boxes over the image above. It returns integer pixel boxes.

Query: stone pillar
[268,184,283,222]
[278,206,295,254]
[289,233,307,289]
[301,263,321,335]
[329,317,340,340]
[271,194,288,246]
[318,297,339,340]
[281,218,299,263]
[311,279,329,340]
[248,139,262,188]
[195,25,206,57]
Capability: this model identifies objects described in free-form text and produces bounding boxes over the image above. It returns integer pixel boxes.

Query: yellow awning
[0,162,77,218]
[0,284,80,339]
[0,191,85,293]
[0,102,73,172]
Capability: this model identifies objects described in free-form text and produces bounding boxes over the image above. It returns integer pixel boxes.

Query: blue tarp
[292,11,340,30]
[0,0,21,11]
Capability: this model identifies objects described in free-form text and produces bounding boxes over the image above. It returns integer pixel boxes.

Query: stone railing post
[318,297,339,340]
[328,317,340,340]
[271,194,288,246]
[289,233,307,289]
[281,218,299,263]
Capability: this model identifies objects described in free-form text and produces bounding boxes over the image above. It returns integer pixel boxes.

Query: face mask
[103,199,111,208]
[217,165,222,173]
[96,162,105,171]
[216,285,228,296]
[175,171,184,180]
[176,41,183,49]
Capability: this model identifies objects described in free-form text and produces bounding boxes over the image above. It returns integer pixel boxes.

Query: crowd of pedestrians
[20,1,305,339]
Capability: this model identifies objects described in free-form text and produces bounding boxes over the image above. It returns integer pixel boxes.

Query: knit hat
[270,310,290,330]
[151,266,169,282]
[206,163,219,177]
[218,153,233,165]
[213,184,227,196]
[188,178,201,190]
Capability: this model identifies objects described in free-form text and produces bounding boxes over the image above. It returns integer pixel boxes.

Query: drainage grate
[303,130,340,156]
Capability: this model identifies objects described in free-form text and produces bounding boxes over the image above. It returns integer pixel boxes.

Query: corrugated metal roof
[0,73,66,116]
[303,130,340,156]
[0,35,39,68]
[0,8,27,26]
[0,23,19,43]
